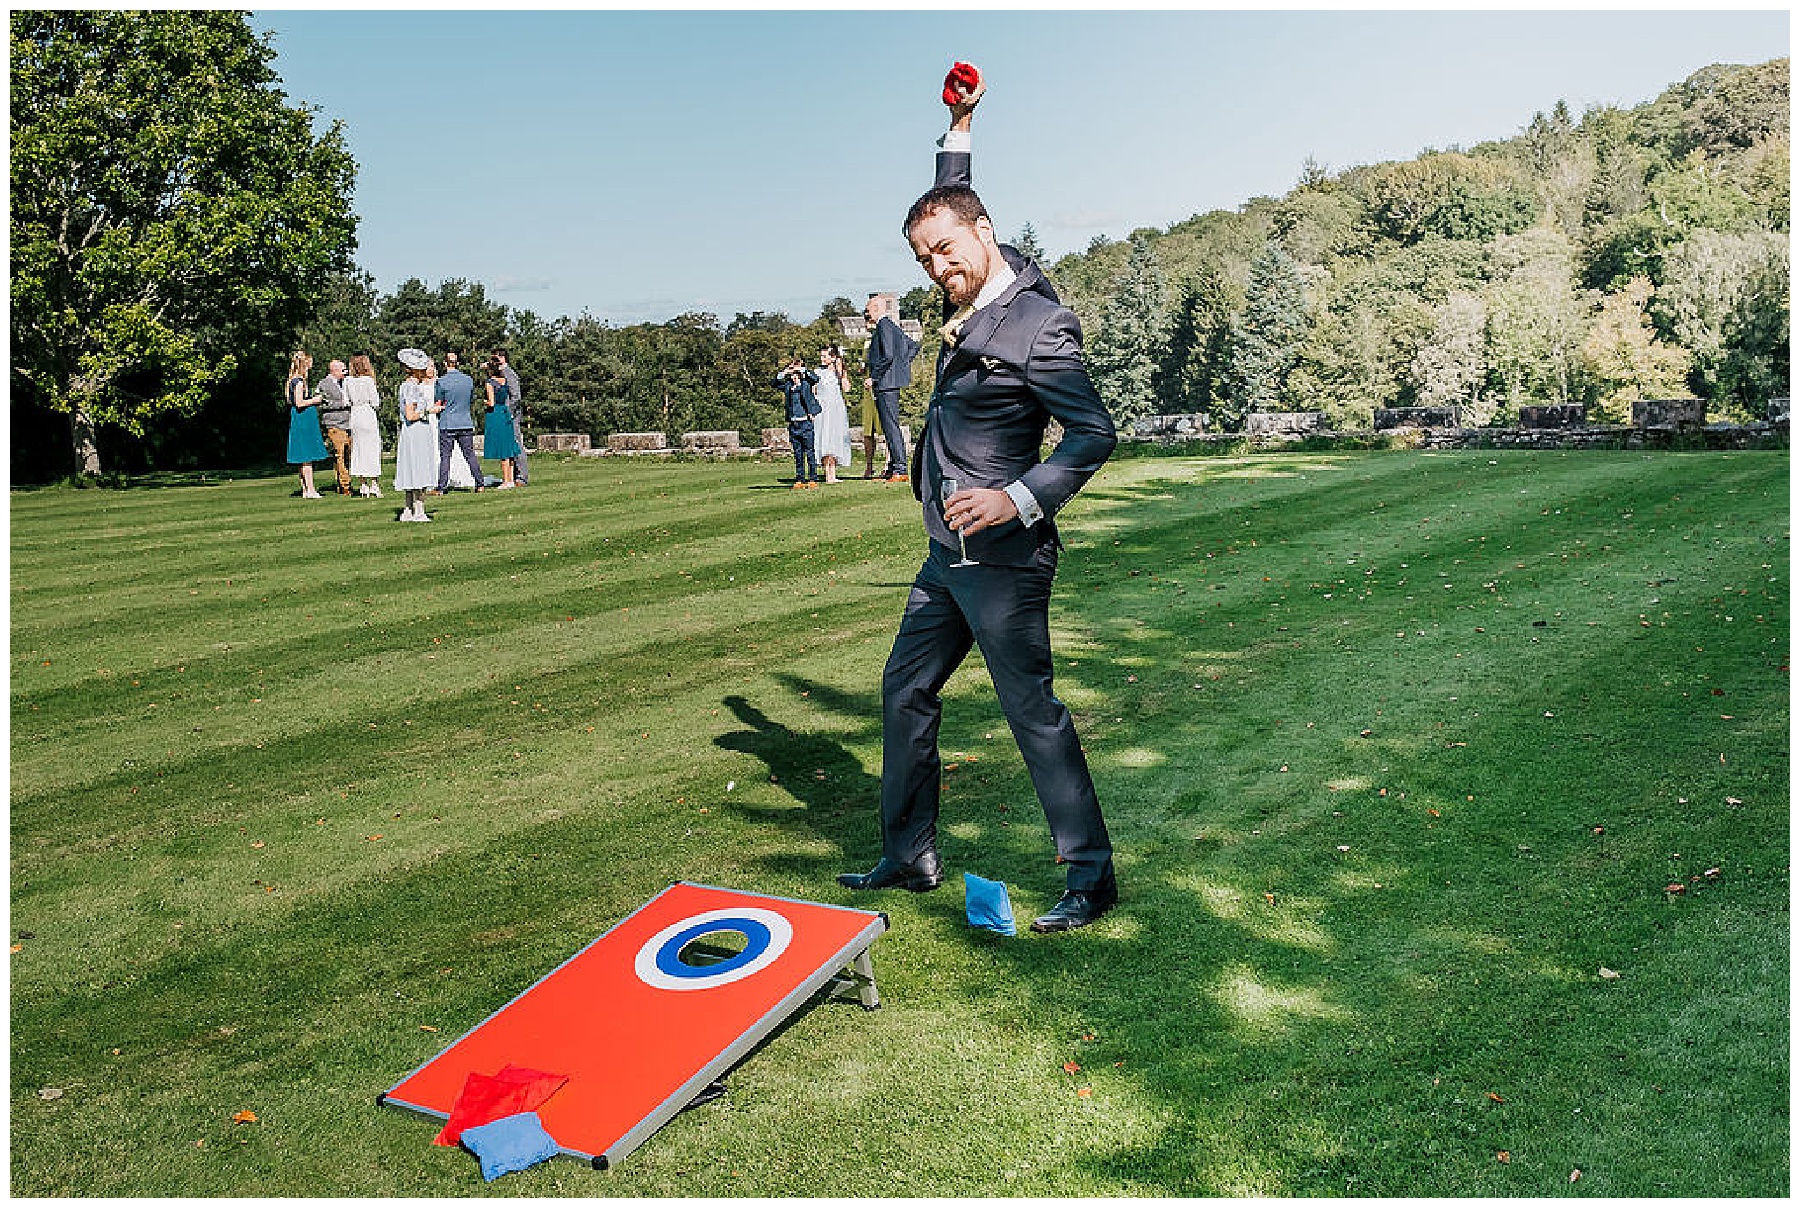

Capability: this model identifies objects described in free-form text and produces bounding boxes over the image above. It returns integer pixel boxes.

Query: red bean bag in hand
[943,62,982,106]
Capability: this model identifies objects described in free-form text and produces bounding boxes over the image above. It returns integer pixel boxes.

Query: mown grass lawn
[10,448,1788,1196]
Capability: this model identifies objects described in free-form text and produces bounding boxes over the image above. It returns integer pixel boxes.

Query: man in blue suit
[862,292,918,481]
[838,73,1119,932]
[773,355,823,489]
[432,352,484,493]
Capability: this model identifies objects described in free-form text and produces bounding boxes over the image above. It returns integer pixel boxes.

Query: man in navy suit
[838,73,1119,932]
[772,355,823,489]
[862,293,918,481]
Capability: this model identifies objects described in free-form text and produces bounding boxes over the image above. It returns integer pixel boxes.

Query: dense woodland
[11,41,1788,480]
[1058,57,1789,432]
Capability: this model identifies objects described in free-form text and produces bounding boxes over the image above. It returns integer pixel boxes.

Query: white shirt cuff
[1004,480,1044,527]
[936,129,971,153]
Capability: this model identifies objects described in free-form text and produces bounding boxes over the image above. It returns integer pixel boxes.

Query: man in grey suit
[861,292,917,481]
[315,359,353,495]
[838,72,1119,932]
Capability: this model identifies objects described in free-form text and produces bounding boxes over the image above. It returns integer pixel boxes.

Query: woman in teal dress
[482,356,522,488]
[285,351,329,498]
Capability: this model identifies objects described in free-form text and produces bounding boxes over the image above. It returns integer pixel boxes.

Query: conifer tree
[1088,235,1166,425]
[1224,241,1311,427]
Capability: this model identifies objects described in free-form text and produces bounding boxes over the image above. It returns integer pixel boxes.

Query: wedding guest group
[282,345,532,517]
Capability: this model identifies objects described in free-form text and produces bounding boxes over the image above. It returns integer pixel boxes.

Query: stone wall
[607,431,669,453]
[1244,411,1326,438]
[681,430,741,452]
[1518,405,1586,430]
[536,432,592,452]
[1122,421,1786,453]
[1374,406,1459,430]
[1132,413,1206,439]
[1633,398,1707,430]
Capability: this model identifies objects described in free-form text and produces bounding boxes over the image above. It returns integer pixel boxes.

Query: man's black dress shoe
[836,852,943,892]
[1029,881,1119,932]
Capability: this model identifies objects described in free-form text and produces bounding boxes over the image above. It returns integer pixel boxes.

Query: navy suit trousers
[872,388,908,475]
[879,541,1112,890]
[788,419,818,481]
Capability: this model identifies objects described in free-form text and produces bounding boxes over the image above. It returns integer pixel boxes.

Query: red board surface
[383,883,885,1166]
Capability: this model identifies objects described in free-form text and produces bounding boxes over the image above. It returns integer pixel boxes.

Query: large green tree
[11,10,357,475]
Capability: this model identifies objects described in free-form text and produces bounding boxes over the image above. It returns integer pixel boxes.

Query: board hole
[676,929,748,967]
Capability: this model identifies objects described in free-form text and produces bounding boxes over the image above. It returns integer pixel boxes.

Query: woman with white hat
[393,349,437,521]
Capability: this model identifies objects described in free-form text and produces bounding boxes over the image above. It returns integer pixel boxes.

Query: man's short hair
[904,185,989,238]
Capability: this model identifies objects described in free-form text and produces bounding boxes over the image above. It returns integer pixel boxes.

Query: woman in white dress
[392,349,438,521]
[811,344,854,484]
[345,353,384,497]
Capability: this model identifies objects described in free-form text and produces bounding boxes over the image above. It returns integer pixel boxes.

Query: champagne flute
[940,477,978,567]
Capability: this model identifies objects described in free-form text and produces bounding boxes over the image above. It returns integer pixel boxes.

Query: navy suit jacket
[865,316,919,392]
[912,144,1117,566]
[773,367,822,421]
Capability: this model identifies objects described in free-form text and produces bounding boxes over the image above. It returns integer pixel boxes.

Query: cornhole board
[380,882,887,1169]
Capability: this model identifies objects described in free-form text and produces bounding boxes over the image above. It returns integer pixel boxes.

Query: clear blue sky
[255,8,1789,327]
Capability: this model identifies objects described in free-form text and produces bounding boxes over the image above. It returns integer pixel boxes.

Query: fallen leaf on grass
[419,1025,439,1032]
[232,1110,258,1124]
[1665,883,1686,894]
[1076,1087,1093,1099]
[1599,967,1621,981]
[1487,1091,1505,1103]
[37,1088,63,1101]
[1062,1060,1081,1075]
[1570,1169,1582,1183]
[1495,1150,1511,1164]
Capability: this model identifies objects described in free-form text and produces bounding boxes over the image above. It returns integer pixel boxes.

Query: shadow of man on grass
[714,684,884,880]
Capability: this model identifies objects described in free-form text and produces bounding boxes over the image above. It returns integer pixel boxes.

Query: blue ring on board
[653,916,773,980]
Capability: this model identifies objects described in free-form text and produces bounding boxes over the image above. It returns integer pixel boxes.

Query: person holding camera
[772,356,823,489]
